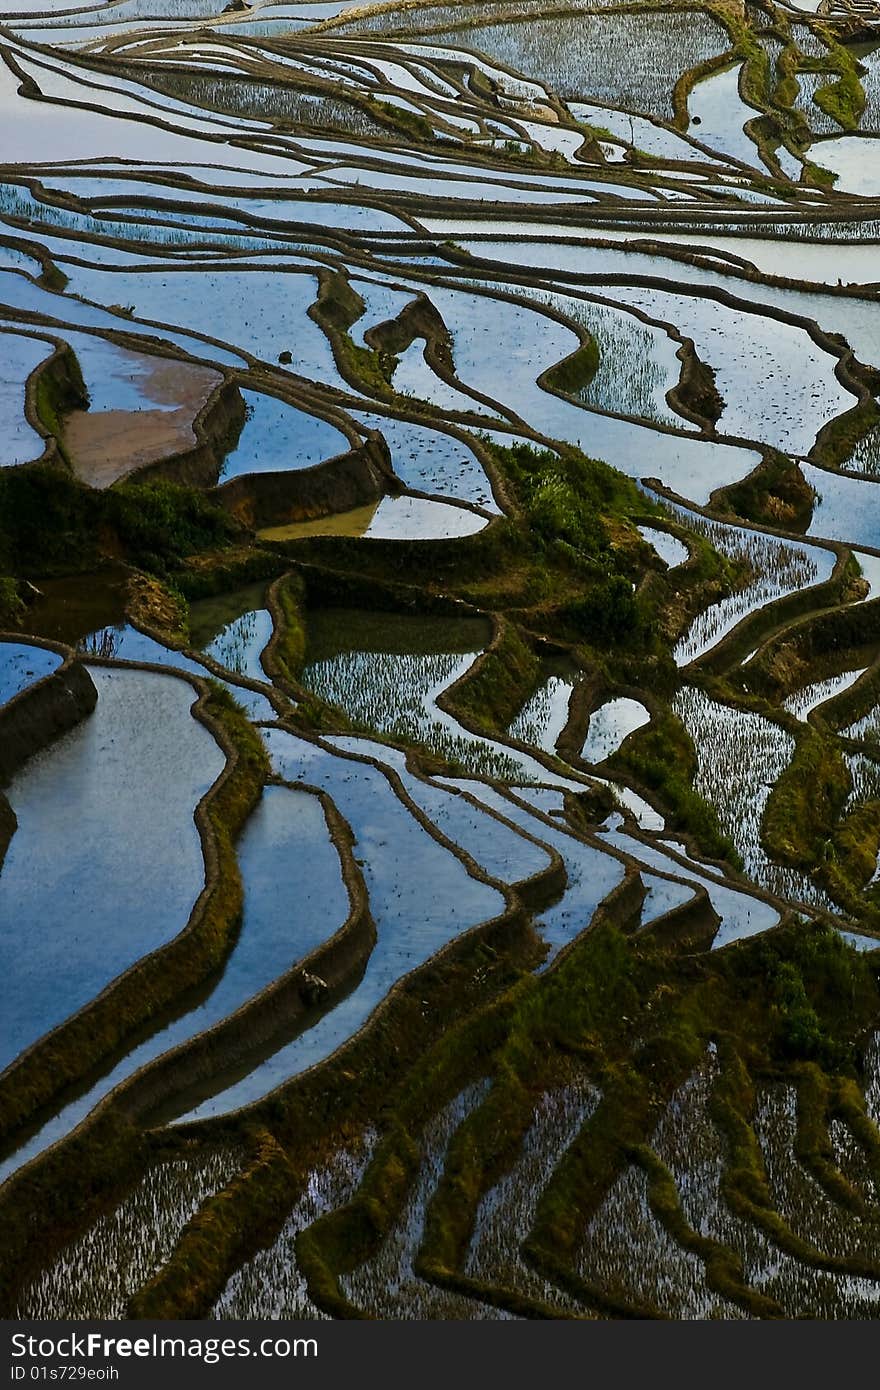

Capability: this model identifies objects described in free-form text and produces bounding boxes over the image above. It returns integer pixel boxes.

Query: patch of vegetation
[32,344,88,466]
[126,572,189,643]
[813,398,880,472]
[808,36,867,132]
[484,440,659,645]
[39,260,69,294]
[0,577,26,628]
[270,571,308,683]
[830,798,880,902]
[369,97,435,142]
[445,619,540,731]
[802,159,838,188]
[310,271,396,396]
[128,1132,293,1319]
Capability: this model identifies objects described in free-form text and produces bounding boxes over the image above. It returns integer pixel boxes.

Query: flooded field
[0,665,225,1068]
[1,0,879,1326]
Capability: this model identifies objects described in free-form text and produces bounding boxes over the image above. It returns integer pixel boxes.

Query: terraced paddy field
[2,0,880,1325]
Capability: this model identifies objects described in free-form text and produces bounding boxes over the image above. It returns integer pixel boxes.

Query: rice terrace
[1,0,880,1324]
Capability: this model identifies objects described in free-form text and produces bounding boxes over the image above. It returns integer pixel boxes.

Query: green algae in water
[304,608,490,666]
[260,504,379,542]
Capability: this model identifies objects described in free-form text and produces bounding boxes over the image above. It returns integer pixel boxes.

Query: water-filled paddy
[5,0,880,1323]
[582,697,650,764]
[673,685,833,911]
[0,331,53,467]
[299,608,579,782]
[14,1148,240,1317]
[670,510,832,667]
[75,610,277,720]
[18,570,129,647]
[687,64,761,168]
[653,1058,880,1317]
[811,135,880,196]
[212,1131,378,1318]
[388,12,729,117]
[177,729,504,1119]
[301,607,487,731]
[327,736,552,886]
[508,673,575,755]
[189,585,273,683]
[784,668,867,721]
[340,1083,496,1318]
[60,264,347,385]
[465,1078,597,1312]
[601,814,779,948]
[351,410,499,511]
[259,493,489,542]
[523,289,688,430]
[443,779,625,961]
[802,463,880,551]
[637,525,689,569]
